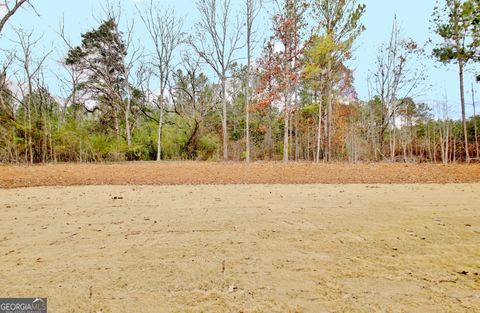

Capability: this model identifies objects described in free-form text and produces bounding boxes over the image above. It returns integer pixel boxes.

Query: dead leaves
[0,163,480,187]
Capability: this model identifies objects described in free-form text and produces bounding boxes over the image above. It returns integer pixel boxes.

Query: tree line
[0,0,479,164]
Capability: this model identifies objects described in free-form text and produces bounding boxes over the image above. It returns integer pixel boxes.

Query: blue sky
[1,0,478,118]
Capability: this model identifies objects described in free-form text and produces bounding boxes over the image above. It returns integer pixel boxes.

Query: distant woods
[0,0,479,164]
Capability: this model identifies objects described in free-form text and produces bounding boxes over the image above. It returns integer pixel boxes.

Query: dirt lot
[1,162,480,188]
[0,184,479,312]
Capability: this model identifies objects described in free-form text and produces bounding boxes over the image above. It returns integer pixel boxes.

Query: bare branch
[0,0,37,34]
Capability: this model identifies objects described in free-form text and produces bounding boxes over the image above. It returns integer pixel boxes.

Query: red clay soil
[1,162,480,188]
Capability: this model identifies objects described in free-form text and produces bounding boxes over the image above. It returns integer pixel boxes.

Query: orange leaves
[1,162,480,188]
[253,1,305,114]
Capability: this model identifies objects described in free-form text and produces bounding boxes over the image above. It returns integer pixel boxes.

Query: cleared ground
[1,162,480,188]
[0,184,479,312]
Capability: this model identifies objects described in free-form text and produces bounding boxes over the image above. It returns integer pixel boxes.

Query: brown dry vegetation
[1,162,480,188]
[0,184,479,312]
[1,163,479,312]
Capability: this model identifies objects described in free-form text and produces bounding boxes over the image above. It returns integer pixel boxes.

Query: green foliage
[432,0,478,64]
[128,120,157,160]
[312,0,366,60]
[162,117,190,160]
[2,0,479,164]
[467,115,480,140]
[66,18,128,111]
[302,104,319,119]
[197,134,220,160]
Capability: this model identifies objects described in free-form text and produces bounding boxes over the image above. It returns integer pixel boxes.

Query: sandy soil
[1,162,480,188]
[0,184,479,312]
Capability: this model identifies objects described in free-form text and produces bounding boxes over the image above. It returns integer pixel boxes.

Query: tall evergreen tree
[432,0,478,161]
[66,18,129,140]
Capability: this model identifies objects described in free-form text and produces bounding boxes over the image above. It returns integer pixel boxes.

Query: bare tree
[173,54,206,119]
[191,0,243,161]
[139,0,184,161]
[372,17,425,161]
[57,18,87,123]
[244,0,262,162]
[439,91,450,164]
[122,19,142,148]
[12,28,51,164]
[0,0,37,34]
[170,53,219,159]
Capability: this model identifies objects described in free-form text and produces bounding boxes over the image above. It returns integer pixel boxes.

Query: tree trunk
[316,83,323,163]
[48,118,56,163]
[185,120,200,159]
[267,107,273,160]
[283,93,289,162]
[433,125,437,163]
[289,105,294,160]
[114,108,120,140]
[157,100,164,161]
[459,60,470,162]
[245,84,251,163]
[444,121,449,164]
[307,124,310,161]
[27,79,33,164]
[426,124,432,162]
[42,103,48,163]
[326,60,333,162]
[295,94,299,161]
[222,75,228,161]
[125,96,132,147]
[390,102,396,162]
[245,28,251,163]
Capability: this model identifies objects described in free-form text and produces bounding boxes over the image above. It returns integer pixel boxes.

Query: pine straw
[1,161,480,188]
